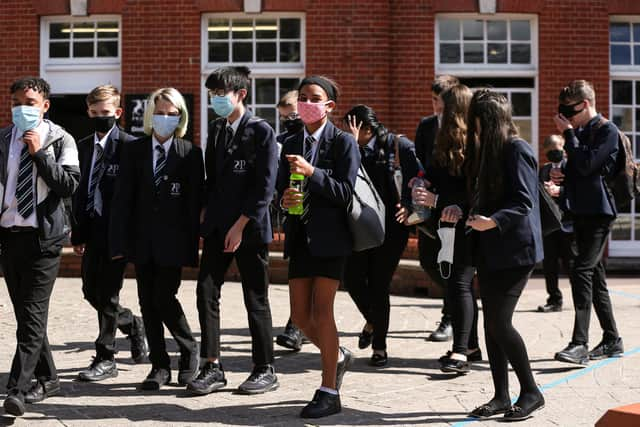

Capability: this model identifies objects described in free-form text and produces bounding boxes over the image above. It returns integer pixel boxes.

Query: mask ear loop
[437,220,452,280]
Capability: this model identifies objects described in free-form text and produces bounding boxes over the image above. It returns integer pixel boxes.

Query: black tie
[16,145,34,219]
[86,144,104,213]
[300,136,315,224]
[154,145,167,187]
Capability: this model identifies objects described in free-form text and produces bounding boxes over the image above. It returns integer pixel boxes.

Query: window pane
[97,22,118,39]
[209,42,229,62]
[208,19,229,39]
[635,46,640,65]
[611,45,631,65]
[255,107,276,130]
[232,42,253,62]
[280,78,300,97]
[256,42,276,62]
[487,43,507,63]
[439,19,459,40]
[611,215,631,239]
[510,20,530,41]
[464,43,484,63]
[610,23,631,42]
[280,41,301,62]
[463,20,483,41]
[487,20,507,40]
[49,42,70,58]
[635,24,640,42]
[511,44,531,63]
[612,80,633,104]
[280,18,300,39]
[255,79,276,104]
[613,107,633,130]
[513,119,531,143]
[97,41,118,57]
[73,41,93,57]
[50,23,70,39]
[256,20,277,39]
[440,43,460,63]
[511,92,532,116]
[73,22,95,39]
[232,19,253,39]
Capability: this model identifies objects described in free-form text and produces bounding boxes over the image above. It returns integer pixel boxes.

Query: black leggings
[478,263,539,403]
[447,262,479,354]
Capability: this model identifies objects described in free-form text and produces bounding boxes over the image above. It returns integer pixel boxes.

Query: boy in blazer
[72,85,147,382]
[189,66,279,396]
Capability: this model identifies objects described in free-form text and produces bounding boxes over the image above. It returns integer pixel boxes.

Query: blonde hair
[277,90,298,108]
[86,84,121,107]
[543,134,565,149]
[143,87,189,138]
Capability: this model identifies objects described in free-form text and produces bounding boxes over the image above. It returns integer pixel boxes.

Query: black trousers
[570,216,619,345]
[1,230,59,394]
[447,262,479,355]
[418,232,451,322]
[81,243,134,359]
[135,263,196,369]
[197,236,274,366]
[542,229,576,306]
[345,223,409,351]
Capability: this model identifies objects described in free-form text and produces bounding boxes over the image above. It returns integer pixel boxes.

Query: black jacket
[414,115,438,169]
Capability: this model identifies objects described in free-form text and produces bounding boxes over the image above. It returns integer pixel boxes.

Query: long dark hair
[343,105,389,158]
[434,84,472,176]
[465,89,519,214]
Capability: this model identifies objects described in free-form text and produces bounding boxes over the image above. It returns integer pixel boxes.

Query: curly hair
[433,84,472,176]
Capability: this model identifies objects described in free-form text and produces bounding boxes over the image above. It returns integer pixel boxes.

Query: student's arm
[188,145,205,266]
[203,122,217,201]
[276,139,291,206]
[414,120,425,167]
[399,136,419,208]
[32,133,80,198]
[563,124,618,177]
[109,141,136,259]
[241,123,278,222]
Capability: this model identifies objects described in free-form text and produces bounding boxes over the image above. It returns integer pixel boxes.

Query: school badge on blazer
[105,163,120,177]
[169,182,182,197]
[233,159,248,174]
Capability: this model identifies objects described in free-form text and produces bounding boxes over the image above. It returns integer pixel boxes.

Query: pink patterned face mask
[297,101,329,124]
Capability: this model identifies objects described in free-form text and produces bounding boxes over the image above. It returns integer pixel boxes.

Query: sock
[450,352,467,362]
[337,349,345,363]
[319,386,338,395]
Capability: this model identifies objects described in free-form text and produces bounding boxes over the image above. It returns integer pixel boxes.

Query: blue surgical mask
[210,95,235,118]
[152,114,180,138]
[12,105,42,132]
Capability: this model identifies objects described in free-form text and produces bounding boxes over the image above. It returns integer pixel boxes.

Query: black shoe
[77,357,117,382]
[589,337,624,360]
[427,320,452,342]
[24,378,61,403]
[469,400,511,418]
[537,303,562,313]
[358,326,373,349]
[3,390,25,416]
[467,348,483,362]
[504,396,545,421]
[237,365,279,394]
[129,316,148,364]
[369,352,388,367]
[140,367,171,390]
[336,346,353,391]
[276,319,304,351]
[178,344,200,385]
[186,362,227,395]
[554,343,589,365]
[300,389,341,419]
[440,356,470,374]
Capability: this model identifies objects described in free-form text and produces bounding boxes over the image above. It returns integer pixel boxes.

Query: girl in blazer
[464,89,544,421]
[277,76,360,419]
[110,88,203,391]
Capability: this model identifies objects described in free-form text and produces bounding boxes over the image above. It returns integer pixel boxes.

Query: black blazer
[71,127,135,248]
[414,115,439,169]
[472,138,544,271]
[109,136,204,267]
[277,121,360,257]
[539,160,573,233]
[201,110,278,246]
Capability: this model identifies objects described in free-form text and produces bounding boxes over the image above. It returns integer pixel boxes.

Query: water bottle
[412,170,428,217]
[288,173,304,215]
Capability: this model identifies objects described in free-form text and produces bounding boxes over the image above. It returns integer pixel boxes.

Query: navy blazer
[539,160,573,233]
[414,115,438,169]
[201,110,278,246]
[71,127,135,248]
[562,114,618,218]
[473,138,544,271]
[110,136,204,267]
[277,121,360,257]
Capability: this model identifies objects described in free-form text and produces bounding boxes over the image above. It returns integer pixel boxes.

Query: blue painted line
[610,289,640,301]
[450,346,640,427]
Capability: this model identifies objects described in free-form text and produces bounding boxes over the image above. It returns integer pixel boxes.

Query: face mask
[546,149,564,163]
[211,95,235,118]
[437,223,456,280]
[558,101,584,118]
[152,114,180,138]
[297,101,329,125]
[283,118,304,133]
[92,116,117,134]
[12,105,42,132]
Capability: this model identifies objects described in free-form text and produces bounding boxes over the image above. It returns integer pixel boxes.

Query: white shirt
[227,116,241,137]
[0,120,49,228]
[365,136,377,151]
[303,121,328,165]
[87,126,114,216]
[152,135,173,171]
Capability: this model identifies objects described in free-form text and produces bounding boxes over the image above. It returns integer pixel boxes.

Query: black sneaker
[589,337,624,360]
[77,357,117,382]
[3,390,25,416]
[554,342,589,365]
[237,365,279,394]
[427,319,452,342]
[358,327,373,350]
[467,348,483,362]
[276,319,304,351]
[129,316,148,364]
[300,389,341,419]
[24,378,61,403]
[537,303,562,313]
[140,367,171,391]
[178,343,200,386]
[186,362,227,395]
[439,356,470,374]
[369,352,388,367]
[335,346,353,391]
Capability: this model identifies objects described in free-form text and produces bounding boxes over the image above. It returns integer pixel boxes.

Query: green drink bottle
[288,173,304,215]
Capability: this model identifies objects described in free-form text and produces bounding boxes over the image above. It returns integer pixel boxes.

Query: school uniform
[110,135,202,371]
[198,110,278,367]
[0,120,79,402]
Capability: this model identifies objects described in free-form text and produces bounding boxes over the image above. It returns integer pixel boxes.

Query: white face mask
[437,223,456,279]
[393,169,403,198]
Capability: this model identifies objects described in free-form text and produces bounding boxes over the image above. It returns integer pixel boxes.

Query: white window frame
[610,15,640,75]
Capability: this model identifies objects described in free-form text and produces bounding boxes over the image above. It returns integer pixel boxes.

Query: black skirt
[288,225,346,281]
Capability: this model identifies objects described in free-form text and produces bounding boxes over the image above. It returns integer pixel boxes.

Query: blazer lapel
[143,136,154,188]
[223,110,252,169]
[0,126,13,185]
[166,138,182,179]
[314,121,336,165]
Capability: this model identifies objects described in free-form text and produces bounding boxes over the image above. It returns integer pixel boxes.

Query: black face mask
[558,101,584,118]
[283,118,304,133]
[92,116,117,134]
[546,149,564,163]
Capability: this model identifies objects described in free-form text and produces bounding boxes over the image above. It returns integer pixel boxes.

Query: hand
[112,255,124,260]
[200,207,206,224]
[224,216,248,253]
[466,215,497,232]
[408,176,432,188]
[553,114,573,133]
[286,154,314,177]
[22,130,42,155]
[73,244,85,256]
[346,114,362,140]
[544,181,561,197]
[549,167,565,185]
[441,205,463,223]
[281,187,303,209]
[395,204,408,223]
[412,186,437,208]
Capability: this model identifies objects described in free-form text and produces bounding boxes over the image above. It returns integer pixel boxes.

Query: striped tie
[16,145,34,219]
[154,144,167,187]
[86,144,104,213]
[300,136,315,224]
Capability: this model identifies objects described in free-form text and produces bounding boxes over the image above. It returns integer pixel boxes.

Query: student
[278,76,359,418]
[465,89,545,421]
[72,85,147,382]
[412,84,481,373]
[538,134,575,313]
[343,104,417,367]
[275,90,307,352]
[110,87,201,391]
[414,74,459,342]
[552,80,623,364]
[1,77,80,416]
[189,66,279,396]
